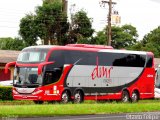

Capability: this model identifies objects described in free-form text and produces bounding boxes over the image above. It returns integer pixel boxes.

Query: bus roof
[23,45,56,50]
[22,44,113,52]
[66,44,113,49]
[22,45,152,56]
[100,49,147,55]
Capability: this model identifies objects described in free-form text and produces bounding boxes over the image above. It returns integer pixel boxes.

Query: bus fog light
[54,90,56,94]
[57,90,59,94]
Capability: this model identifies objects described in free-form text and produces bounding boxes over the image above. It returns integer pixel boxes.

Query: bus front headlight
[32,90,43,95]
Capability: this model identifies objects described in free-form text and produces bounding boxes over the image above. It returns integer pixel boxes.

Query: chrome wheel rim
[74,93,81,103]
[62,92,68,103]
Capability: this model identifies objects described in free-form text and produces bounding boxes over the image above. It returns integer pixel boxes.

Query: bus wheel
[33,101,44,104]
[131,91,139,102]
[61,91,70,104]
[74,90,83,103]
[121,91,130,103]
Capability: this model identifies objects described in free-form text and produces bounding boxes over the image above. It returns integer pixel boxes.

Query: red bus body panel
[9,45,155,101]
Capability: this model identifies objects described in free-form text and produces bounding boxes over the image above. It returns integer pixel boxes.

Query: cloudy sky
[0,0,160,40]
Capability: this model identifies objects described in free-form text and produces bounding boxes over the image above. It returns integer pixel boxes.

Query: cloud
[150,0,160,3]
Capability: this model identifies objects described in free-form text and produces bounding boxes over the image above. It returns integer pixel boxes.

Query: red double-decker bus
[5,44,155,104]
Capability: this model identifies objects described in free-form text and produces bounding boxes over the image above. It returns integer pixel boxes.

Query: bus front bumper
[13,94,61,101]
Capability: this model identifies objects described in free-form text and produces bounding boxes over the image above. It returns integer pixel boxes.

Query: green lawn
[0,100,160,117]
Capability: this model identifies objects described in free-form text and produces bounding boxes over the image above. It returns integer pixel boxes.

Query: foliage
[92,31,106,45]
[112,24,138,48]
[93,24,138,49]
[127,42,143,51]
[142,26,160,45]
[0,37,26,50]
[36,0,69,45]
[0,86,13,100]
[19,14,39,46]
[129,26,160,57]
[19,1,95,45]
[68,10,94,43]
[19,0,69,45]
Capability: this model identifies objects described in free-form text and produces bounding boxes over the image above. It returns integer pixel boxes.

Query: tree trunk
[44,39,49,45]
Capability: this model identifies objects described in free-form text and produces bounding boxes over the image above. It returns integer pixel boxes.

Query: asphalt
[1,112,159,120]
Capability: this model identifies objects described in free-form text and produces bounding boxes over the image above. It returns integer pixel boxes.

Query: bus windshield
[13,67,42,87]
[17,51,47,63]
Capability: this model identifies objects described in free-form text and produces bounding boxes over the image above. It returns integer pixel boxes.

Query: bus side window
[44,72,53,85]
[44,68,63,85]
[146,55,153,68]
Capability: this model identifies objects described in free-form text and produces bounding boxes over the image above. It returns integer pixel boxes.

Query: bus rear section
[5,45,155,103]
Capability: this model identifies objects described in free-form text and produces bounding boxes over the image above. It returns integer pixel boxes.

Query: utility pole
[62,0,68,14]
[100,0,116,46]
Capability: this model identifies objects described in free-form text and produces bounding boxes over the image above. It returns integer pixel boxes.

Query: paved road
[18,114,127,120]
[1,112,160,120]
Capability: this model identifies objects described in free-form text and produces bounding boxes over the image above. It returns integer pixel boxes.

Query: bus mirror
[38,61,55,75]
[5,61,16,74]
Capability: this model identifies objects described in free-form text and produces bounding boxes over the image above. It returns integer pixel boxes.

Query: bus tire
[131,91,139,102]
[121,90,130,103]
[74,90,83,103]
[61,91,70,104]
[33,100,44,104]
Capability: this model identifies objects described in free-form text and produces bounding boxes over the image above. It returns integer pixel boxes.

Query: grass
[0,99,160,117]
[0,100,34,105]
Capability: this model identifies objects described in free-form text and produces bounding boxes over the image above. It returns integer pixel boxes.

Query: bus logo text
[91,56,113,80]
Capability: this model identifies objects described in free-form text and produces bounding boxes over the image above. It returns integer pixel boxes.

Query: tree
[142,26,160,46]
[19,0,69,45]
[92,31,106,45]
[0,37,26,50]
[112,24,138,48]
[19,14,38,46]
[36,0,69,45]
[68,10,94,43]
[93,24,138,49]
[136,26,160,57]
[127,42,143,51]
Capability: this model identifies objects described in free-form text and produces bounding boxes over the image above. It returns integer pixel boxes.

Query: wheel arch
[62,88,72,97]
[74,88,85,99]
[122,87,130,97]
[131,88,140,99]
